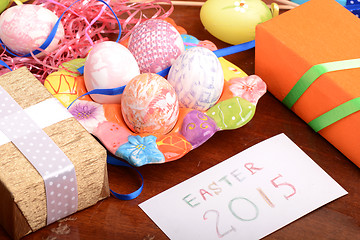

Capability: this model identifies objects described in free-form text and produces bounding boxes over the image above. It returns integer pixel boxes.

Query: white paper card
[139,134,348,240]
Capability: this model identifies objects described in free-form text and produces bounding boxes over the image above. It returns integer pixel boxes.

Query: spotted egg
[0,4,64,56]
[128,19,185,73]
[84,41,140,104]
[167,47,224,111]
[121,73,179,135]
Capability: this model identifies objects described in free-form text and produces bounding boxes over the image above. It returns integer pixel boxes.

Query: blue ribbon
[77,65,85,75]
[0,0,122,57]
[107,154,144,200]
[0,59,12,71]
[213,40,255,58]
[70,40,255,108]
[157,40,255,77]
[67,85,126,109]
[345,4,360,11]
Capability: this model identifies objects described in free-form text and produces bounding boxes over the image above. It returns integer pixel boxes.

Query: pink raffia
[0,0,173,83]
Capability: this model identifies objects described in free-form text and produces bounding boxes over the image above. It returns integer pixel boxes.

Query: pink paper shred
[0,0,173,82]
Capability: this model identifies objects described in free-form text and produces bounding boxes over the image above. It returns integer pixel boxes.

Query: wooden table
[1,1,359,239]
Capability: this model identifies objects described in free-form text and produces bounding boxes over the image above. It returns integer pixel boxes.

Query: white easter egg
[84,41,140,104]
[167,47,224,111]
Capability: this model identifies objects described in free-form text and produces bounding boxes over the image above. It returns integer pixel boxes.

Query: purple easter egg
[180,110,218,149]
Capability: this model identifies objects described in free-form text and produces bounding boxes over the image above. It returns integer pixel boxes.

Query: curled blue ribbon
[107,154,144,200]
[0,0,122,57]
[67,85,126,109]
[0,59,12,71]
[157,40,255,77]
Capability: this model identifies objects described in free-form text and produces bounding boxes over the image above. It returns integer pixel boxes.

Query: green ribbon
[282,58,360,132]
[308,98,360,132]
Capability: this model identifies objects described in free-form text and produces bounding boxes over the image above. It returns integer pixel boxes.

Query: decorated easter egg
[121,73,179,134]
[128,19,185,73]
[200,0,277,45]
[84,41,140,104]
[44,70,78,108]
[167,47,224,111]
[156,134,192,161]
[0,0,10,14]
[206,97,256,130]
[180,110,218,149]
[0,4,64,55]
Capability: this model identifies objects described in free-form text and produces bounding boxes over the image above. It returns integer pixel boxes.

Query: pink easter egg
[128,19,185,73]
[0,4,64,55]
[84,41,140,104]
[121,73,179,134]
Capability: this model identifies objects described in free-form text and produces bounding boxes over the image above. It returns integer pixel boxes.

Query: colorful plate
[44,37,266,167]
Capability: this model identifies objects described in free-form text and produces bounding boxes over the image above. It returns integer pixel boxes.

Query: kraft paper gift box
[0,67,110,239]
[255,0,360,167]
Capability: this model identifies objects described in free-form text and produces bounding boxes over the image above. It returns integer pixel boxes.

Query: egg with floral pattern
[0,4,64,55]
[121,73,179,134]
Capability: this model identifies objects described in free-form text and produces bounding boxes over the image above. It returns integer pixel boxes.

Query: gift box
[255,0,360,167]
[0,67,110,239]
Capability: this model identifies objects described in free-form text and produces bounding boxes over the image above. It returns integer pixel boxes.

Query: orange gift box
[255,0,360,167]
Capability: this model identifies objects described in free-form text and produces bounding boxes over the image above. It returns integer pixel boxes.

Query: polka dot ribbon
[0,86,78,225]
[345,0,360,18]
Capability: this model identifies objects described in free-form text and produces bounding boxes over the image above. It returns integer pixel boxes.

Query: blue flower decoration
[115,135,165,167]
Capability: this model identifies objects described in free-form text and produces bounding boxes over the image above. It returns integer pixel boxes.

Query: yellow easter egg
[0,0,10,14]
[200,0,278,45]
[44,70,78,107]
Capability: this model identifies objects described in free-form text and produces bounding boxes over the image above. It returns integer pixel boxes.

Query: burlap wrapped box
[0,67,110,239]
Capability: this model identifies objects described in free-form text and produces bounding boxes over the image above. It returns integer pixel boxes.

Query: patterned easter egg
[156,134,192,161]
[128,19,185,73]
[43,70,78,108]
[206,97,256,130]
[84,41,140,104]
[180,110,218,149]
[167,47,224,111]
[0,4,64,55]
[121,73,179,134]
